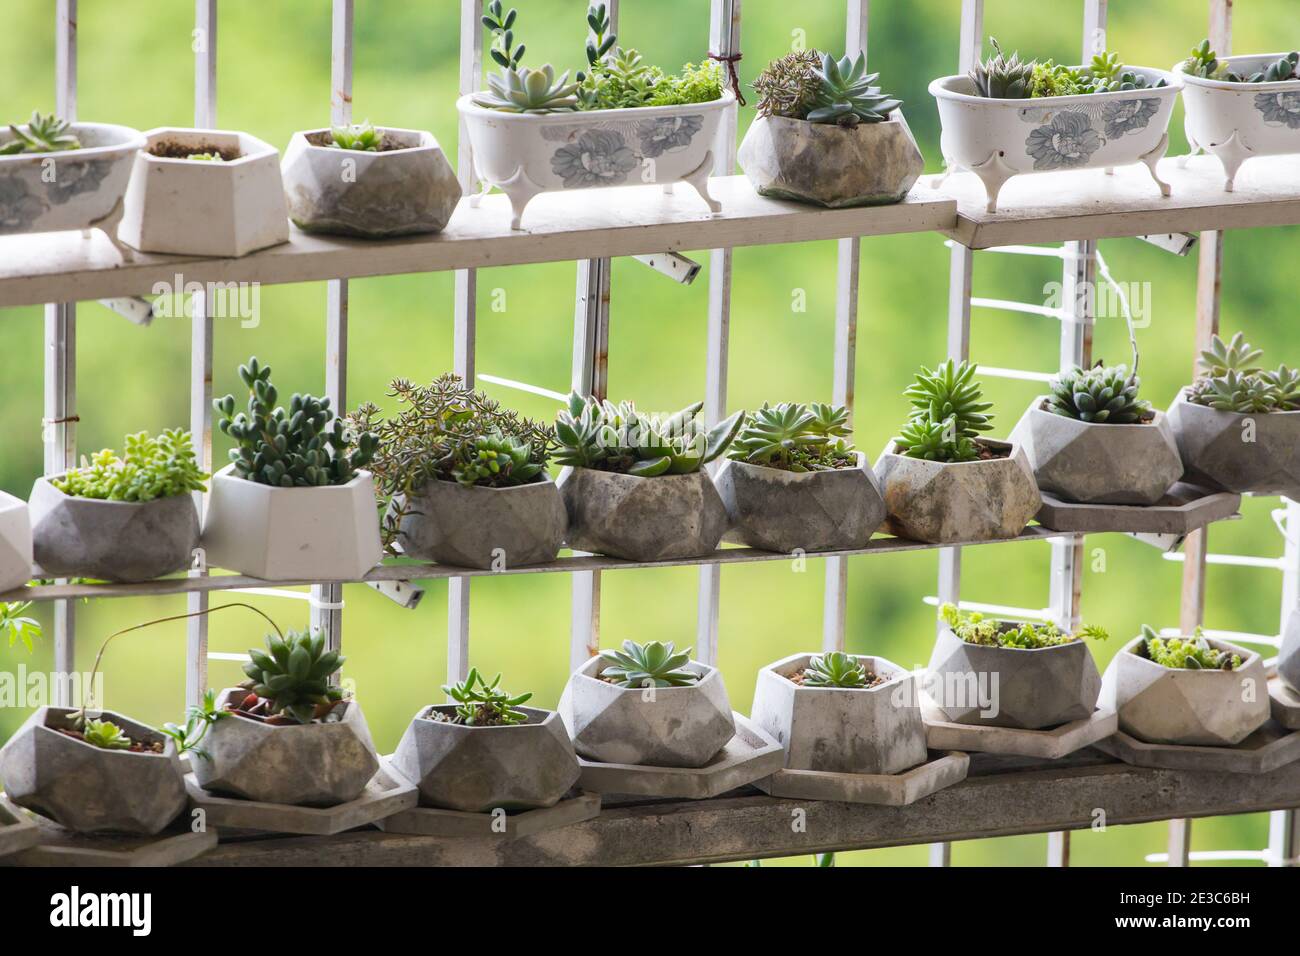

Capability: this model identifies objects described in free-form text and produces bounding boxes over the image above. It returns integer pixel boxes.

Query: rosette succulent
[1047,364,1150,424]
[0,111,81,155]
[800,651,873,688]
[240,628,347,725]
[598,639,699,688]
[1187,333,1300,413]
[440,668,532,725]
[728,401,854,471]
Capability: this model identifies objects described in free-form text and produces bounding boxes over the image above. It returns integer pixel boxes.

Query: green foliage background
[1,0,1295,866]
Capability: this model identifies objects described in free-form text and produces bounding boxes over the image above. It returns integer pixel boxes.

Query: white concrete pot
[457,93,732,230]
[750,653,928,775]
[281,127,461,238]
[1166,388,1300,498]
[929,68,1181,212]
[200,464,383,580]
[0,490,33,593]
[0,121,145,241]
[1179,55,1300,191]
[117,127,289,257]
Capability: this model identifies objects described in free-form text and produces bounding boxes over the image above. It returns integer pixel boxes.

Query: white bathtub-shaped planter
[457,93,732,230]
[1179,54,1300,191]
[0,122,145,244]
[930,68,1181,212]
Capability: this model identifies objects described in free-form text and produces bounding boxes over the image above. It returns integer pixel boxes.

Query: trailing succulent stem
[1139,624,1240,670]
[1047,364,1150,424]
[599,640,699,688]
[942,603,1108,649]
[53,429,207,501]
[1187,333,1300,413]
[970,38,1165,99]
[895,360,993,463]
[240,628,347,725]
[440,668,532,725]
[728,402,855,471]
[0,112,80,155]
[800,651,873,688]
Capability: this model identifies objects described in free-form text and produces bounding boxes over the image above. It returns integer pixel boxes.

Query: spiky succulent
[969,38,1035,99]
[1047,364,1150,424]
[801,651,873,688]
[599,639,699,688]
[1188,334,1300,413]
[475,65,580,113]
[1199,332,1264,377]
[805,53,901,126]
[0,111,81,155]
[896,416,979,463]
[942,603,1108,649]
[905,359,994,439]
[81,718,133,750]
[449,431,544,487]
[1086,51,1167,92]
[1139,624,1240,670]
[728,402,854,471]
[329,120,384,151]
[241,629,346,725]
[441,667,532,725]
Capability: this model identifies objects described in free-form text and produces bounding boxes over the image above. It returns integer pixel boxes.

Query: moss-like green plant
[184,152,224,162]
[801,651,873,688]
[440,668,532,725]
[241,628,346,725]
[599,639,698,688]
[53,429,208,501]
[1138,624,1241,670]
[0,111,81,155]
[941,603,1108,649]
[895,360,993,463]
[0,601,42,652]
[81,718,133,750]
[1047,364,1150,424]
[328,121,384,151]
[728,402,854,471]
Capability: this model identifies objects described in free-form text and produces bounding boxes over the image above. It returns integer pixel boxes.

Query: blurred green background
[2,0,1296,866]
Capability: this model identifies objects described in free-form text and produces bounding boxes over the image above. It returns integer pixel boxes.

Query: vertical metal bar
[1046,831,1070,867]
[1268,808,1299,867]
[1167,818,1193,867]
[194,0,216,128]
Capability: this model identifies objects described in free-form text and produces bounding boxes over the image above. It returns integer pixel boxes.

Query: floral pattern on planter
[1102,97,1159,138]
[551,130,639,187]
[1256,90,1300,129]
[47,160,112,204]
[1025,112,1101,169]
[0,177,46,231]
[638,115,703,157]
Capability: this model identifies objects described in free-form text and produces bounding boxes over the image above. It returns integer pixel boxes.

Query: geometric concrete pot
[0,490,33,593]
[1167,389,1300,499]
[389,705,581,813]
[925,624,1102,729]
[714,453,886,553]
[873,439,1042,544]
[29,476,199,582]
[117,127,290,257]
[738,112,923,207]
[396,476,566,570]
[378,789,600,839]
[558,656,735,768]
[189,690,379,807]
[282,127,461,238]
[0,707,186,835]
[1101,634,1270,746]
[199,464,383,581]
[1278,608,1300,695]
[750,653,928,774]
[557,467,728,562]
[1010,400,1183,505]
[0,796,39,858]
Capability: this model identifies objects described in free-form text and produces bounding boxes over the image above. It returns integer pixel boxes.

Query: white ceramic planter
[117,127,289,256]
[199,464,383,580]
[0,491,33,593]
[929,68,1181,212]
[0,122,145,243]
[1180,54,1300,191]
[457,93,732,229]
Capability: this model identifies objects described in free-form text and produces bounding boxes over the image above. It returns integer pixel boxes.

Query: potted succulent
[0,490,33,593]
[201,357,382,580]
[1103,625,1269,746]
[350,374,565,570]
[740,50,921,207]
[554,392,742,562]
[559,640,735,767]
[927,604,1106,729]
[281,120,461,238]
[0,111,145,243]
[930,40,1181,212]
[1167,333,1300,498]
[458,2,730,229]
[751,651,928,774]
[714,401,885,553]
[390,668,580,814]
[117,127,289,256]
[1179,41,1300,191]
[874,360,1041,543]
[28,429,206,582]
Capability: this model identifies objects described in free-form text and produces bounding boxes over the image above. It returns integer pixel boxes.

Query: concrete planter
[557,467,728,562]
[926,624,1101,729]
[0,490,33,593]
[750,652,927,774]
[737,112,923,207]
[396,476,566,570]
[389,705,580,813]
[1278,608,1300,694]
[874,439,1041,544]
[714,453,886,553]
[118,127,289,256]
[281,127,461,238]
[190,689,379,806]
[1167,389,1300,499]
[200,464,383,580]
[1010,400,1182,505]
[29,476,199,582]
[0,797,39,858]
[558,656,735,768]
[0,707,186,835]
[1102,634,1270,746]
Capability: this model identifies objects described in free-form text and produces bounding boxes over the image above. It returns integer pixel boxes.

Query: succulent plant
[599,639,699,688]
[215,357,377,488]
[1199,332,1264,377]
[898,359,993,464]
[1187,334,1300,413]
[1029,61,1090,98]
[53,429,208,501]
[801,651,873,688]
[1215,50,1299,83]
[0,601,41,652]
[895,416,978,463]
[942,603,1108,649]
[1139,624,1240,670]
[80,717,134,751]
[728,402,854,471]
[969,38,1035,99]
[441,667,532,725]
[970,40,1164,99]
[1190,369,1284,413]
[475,64,581,113]
[0,111,81,155]
[1047,364,1150,424]
[805,52,902,126]
[450,430,544,487]
[160,689,229,759]
[752,49,825,119]
[329,120,384,151]
[1086,51,1167,92]
[482,0,525,69]
[240,628,347,725]
[1182,39,1222,79]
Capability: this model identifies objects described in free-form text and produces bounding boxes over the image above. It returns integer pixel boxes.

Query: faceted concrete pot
[750,653,928,774]
[1167,389,1300,498]
[873,439,1041,544]
[282,127,460,238]
[1278,609,1300,695]
[200,464,383,581]
[29,476,199,582]
[0,707,186,835]
[0,490,33,593]
[191,689,379,806]
[926,624,1102,729]
[389,705,581,813]
[118,127,290,256]
[714,453,886,553]
[1102,635,1270,746]
[738,112,923,207]
[557,467,728,562]
[1010,400,1182,505]
[558,656,735,768]
[396,476,566,570]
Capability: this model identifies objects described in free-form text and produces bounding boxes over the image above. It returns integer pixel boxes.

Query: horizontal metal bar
[971,298,1065,320]
[1162,551,1286,570]
[978,365,1056,383]
[476,373,567,402]
[1156,626,1280,648]
[922,596,1053,621]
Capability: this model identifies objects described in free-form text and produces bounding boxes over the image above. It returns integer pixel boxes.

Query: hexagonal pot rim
[138,126,280,168]
[1025,396,1170,433]
[723,450,870,483]
[935,621,1093,658]
[763,650,913,696]
[213,686,363,725]
[23,706,178,763]
[573,653,722,698]
[292,126,440,158]
[412,472,558,500]
[32,473,196,513]
[1171,386,1300,425]
[1117,632,1261,677]
[878,436,1022,471]
[413,703,557,730]
[210,461,374,496]
[758,110,911,139]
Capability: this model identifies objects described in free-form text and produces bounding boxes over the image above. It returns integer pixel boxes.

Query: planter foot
[682,150,721,215]
[1178,120,1202,168]
[928,158,958,190]
[1207,129,1252,193]
[1139,132,1172,198]
[969,149,1014,214]
[498,165,544,231]
[91,196,135,260]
